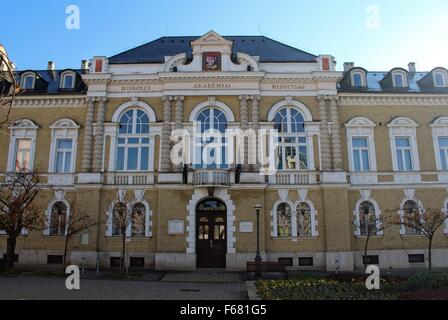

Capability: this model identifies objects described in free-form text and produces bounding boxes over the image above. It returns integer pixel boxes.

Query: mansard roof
[339,68,448,94]
[108,36,318,64]
[11,69,87,95]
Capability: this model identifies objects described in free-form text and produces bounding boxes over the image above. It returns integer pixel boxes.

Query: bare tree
[61,210,98,272]
[390,205,448,271]
[0,171,45,271]
[109,190,132,276]
[0,44,20,128]
[354,203,390,269]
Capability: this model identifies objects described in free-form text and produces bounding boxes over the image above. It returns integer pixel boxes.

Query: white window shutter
[145,209,152,237]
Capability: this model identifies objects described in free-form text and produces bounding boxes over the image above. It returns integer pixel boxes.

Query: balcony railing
[270,171,318,185]
[193,169,231,187]
[104,172,154,185]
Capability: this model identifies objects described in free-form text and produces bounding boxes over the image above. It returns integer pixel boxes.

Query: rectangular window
[352,137,370,171]
[47,255,63,265]
[395,137,413,171]
[110,257,121,268]
[438,137,448,170]
[130,257,145,268]
[278,258,293,267]
[15,139,32,172]
[116,138,151,171]
[408,254,425,264]
[299,257,314,267]
[435,73,446,87]
[394,74,405,87]
[55,139,73,173]
[363,255,380,265]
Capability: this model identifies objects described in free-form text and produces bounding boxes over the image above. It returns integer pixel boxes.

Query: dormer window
[60,71,76,89]
[434,72,447,87]
[21,73,35,90]
[351,71,365,87]
[392,72,407,88]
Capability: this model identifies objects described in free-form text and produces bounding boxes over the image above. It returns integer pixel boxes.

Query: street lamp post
[254,204,262,278]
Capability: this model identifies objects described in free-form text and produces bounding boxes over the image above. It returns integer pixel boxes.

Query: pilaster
[81,97,95,173]
[318,96,332,170]
[161,96,173,172]
[92,97,107,172]
[330,96,343,171]
[239,95,250,171]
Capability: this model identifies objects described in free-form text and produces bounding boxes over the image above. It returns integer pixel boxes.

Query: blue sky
[1,0,447,71]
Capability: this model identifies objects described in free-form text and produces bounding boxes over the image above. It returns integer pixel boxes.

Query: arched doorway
[196,198,227,268]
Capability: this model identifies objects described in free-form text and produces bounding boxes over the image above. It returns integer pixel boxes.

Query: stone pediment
[191,30,233,48]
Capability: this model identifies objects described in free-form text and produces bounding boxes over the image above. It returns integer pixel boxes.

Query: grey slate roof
[10,69,87,95]
[109,36,318,64]
[339,70,448,94]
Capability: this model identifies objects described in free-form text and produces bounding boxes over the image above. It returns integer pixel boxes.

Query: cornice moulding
[13,96,86,107]
[339,94,448,106]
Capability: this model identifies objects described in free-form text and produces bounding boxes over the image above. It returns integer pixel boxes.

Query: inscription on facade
[193,83,232,89]
[120,85,152,92]
[271,84,306,90]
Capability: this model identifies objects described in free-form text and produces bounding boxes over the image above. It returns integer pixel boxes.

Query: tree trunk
[121,234,126,276]
[63,235,70,273]
[364,236,371,269]
[428,237,433,271]
[5,236,17,271]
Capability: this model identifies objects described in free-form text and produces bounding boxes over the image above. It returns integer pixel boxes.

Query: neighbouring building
[1,31,448,271]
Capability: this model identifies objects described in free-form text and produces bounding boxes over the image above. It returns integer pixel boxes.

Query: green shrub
[403,272,448,291]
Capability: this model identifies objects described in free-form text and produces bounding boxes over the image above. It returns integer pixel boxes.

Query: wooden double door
[196,200,227,268]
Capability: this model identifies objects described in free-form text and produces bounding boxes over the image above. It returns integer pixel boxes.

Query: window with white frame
[351,72,365,87]
[388,117,420,172]
[345,117,377,173]
[60,72,76,89]
[437,137,448,170]
[14,139,32,172]
[392,71,407,88]
[7,119,38,173]
[434,72,447,88]
[49,119,79,174]
[395,137,413,171]
[21,73,35,90]
[273,199,318,238]
[276,203,292,237]
[107,200,152,238]
[274,107,308,170]
[352,137,370,171]
[401,200,423,235]
[131,203,146,236]
[296,202,312,237]
[116,109,151,171]
[430,117,448,172]
[49,202,68,236]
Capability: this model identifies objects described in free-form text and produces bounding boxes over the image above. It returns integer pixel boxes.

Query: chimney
[81,60,89,70]
[47,61,55,71]
[408,62,416,73]
[344,62,355,72]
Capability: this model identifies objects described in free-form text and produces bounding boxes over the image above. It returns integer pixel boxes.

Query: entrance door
[196,199,227,268]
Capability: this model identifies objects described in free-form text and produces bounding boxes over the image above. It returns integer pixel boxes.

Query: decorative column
[174,96,184,172]
[239,95,250,171]
[92,97,107,172]
[160,96,173,172]
[318,96,332,170]
[330,96,343,171]
[250,95,261,171]
[81,97,95,172]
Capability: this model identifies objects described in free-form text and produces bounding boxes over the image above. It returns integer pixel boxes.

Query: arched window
[392,71,407,88]
[276,203,292,238]
[434,72,447,87]
[402,200,422,235]
[60,72,75,89]
[116,109,151,171]
[194,107,228,169]
[21,73,35,90]
[49,202,67,236]
[112,202,127,236]
[296,202,312,237]
[131,203,146,236]
[358,201,377,236]
[274,107,307,170]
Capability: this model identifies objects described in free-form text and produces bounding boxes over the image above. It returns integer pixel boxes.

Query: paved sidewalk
[161,271,244,283]
[0,276,248,300]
